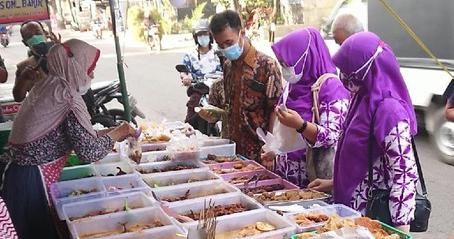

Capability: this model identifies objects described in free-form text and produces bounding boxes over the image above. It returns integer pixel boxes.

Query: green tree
[127,6,145,41]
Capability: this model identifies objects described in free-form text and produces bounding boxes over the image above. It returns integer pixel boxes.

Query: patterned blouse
[275,99,349,187]
[4,112,114,166]
[351,119,418,226]
[182,48,222,78]
[209,45,282,161]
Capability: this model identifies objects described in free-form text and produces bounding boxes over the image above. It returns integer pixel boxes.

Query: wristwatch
[296,121,308,133]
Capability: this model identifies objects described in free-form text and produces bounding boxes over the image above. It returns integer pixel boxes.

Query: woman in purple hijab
[270,27,350,187]
[308,32,419,232]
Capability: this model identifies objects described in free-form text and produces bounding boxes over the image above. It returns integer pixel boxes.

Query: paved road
[1,27,453,238]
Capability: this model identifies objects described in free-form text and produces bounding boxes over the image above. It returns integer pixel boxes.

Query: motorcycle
[144,25,161,52]
[175,64,222,136]
[83,80,146,127]
[0,32,9,47]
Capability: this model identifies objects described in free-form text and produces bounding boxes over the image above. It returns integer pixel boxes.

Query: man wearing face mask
[13,20,49,102]
[180,19,222,133]
[200,10,282,162]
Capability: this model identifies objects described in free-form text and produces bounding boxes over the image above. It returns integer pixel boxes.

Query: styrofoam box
[102,174,151,196]
[93,153,123,165]
[50,177,106,220]
[200,142,236,158]
[220,169,281,185]
[142,170,221,188]
[68,207,176,239]
[58,164,99,182]
[151,180,239,204]
[134,160,207,176]
[62,192,155,222]
[94,162,135,177]
[168,192,264,226]
[185,209,296,239]
[284,204,362,233]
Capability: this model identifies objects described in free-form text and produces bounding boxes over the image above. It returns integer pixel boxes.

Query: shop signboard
[0,0,50,24]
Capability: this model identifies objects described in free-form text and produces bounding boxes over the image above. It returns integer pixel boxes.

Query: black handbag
[365,116,431,232]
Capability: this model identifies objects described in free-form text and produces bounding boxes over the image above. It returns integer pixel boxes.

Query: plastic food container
[169,149,202,161]
[208,160,265,175]
[151,180,239,204]
[163,121,186,130]
[199,138,231,147]
[141,142,168,152]
[380,221,413,239]
[134,160,207,176]
[62,192,155,222]
[236,178,299,195]
[200,142,236,158]
[284,204,362,232]
[67,207,176,239]
[93,153,123,165]
[102,174,151,196]
[58,164,98,182]
[94,162,135,177]
[138,150,170,164]
[106,225,185,239]
[266,200,329,214]
[185,209,296,239]
[50,177,106,220]
[220,169,281,186]
[142,170,220,188]
[254,189,332,206]
[168,192,263,225]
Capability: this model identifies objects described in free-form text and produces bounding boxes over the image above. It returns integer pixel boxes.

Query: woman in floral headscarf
[0,39,136,239]
[308,32,419,232]
[270,27,350,187]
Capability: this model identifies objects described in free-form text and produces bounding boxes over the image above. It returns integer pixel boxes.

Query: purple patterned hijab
[271,27,338,120]
[332,32,417,205]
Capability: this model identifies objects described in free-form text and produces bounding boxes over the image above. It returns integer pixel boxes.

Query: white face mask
[281,29,311,84]
[78,75,92,95]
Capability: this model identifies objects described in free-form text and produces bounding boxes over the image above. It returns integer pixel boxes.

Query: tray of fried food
[284,204,361,232]
[354,217,412,239]
[253,189,330,206]
[201,154,244,164]
[208,160,265,175]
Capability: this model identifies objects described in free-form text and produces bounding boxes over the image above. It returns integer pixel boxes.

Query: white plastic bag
[272,108,307,153]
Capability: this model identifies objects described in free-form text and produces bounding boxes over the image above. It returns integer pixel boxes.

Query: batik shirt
[210,45,282,161]
[351,119,418,226]
[182,48,221,79]
[275,98,349,187]
[4,112,114,166]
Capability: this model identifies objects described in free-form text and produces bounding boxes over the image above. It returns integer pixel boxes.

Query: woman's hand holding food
[260,151,276,171]
[108,122,137,142]
[275,107,305,130]
[198,108,218,123]
[307,179,333,192]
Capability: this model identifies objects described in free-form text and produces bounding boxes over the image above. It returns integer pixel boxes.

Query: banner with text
[0,0,49,24]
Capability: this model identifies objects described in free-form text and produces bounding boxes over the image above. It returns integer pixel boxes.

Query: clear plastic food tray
[50,177,106,220]
[208,160,265,175]
[200,142,236,158]
[254,189,332,206]
[199,138,231,147]
[141,142,168,152]
[134,160,207,176]
[221,169,281,186]
[168,192,264,225]
[62,192,155,222]
[266,199,329,214]
[93,153,123,165]
[68,207,176,239]
[94,162,135,177]
[151,180,239,204]
[185,209,296,239]
[237,178,299,194]
[138,150,170,164]
[142,170,220,188]
[58,164,98,182]
[102,174,151,196]
[284,204,362,233]
[169,149,202,161]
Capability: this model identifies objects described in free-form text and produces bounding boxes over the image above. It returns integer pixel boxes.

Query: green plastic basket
[64,153,88,167]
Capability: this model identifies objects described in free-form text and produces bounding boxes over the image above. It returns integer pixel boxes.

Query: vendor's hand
[18,66,39,91]
[395,225,410,233]
[307,178,333,192]
[180,73,192,86]
[275,107,304,130]
[260,151,276,171]
[46,31,62,44]
[199,108,218,123]
[108,122,137,142]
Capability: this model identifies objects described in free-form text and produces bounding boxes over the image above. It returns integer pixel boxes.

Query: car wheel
[432,108,454,165]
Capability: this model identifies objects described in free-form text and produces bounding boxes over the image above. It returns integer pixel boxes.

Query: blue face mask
[25,35,46,47]
[221,34,244,61]
[197,35,210,47]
